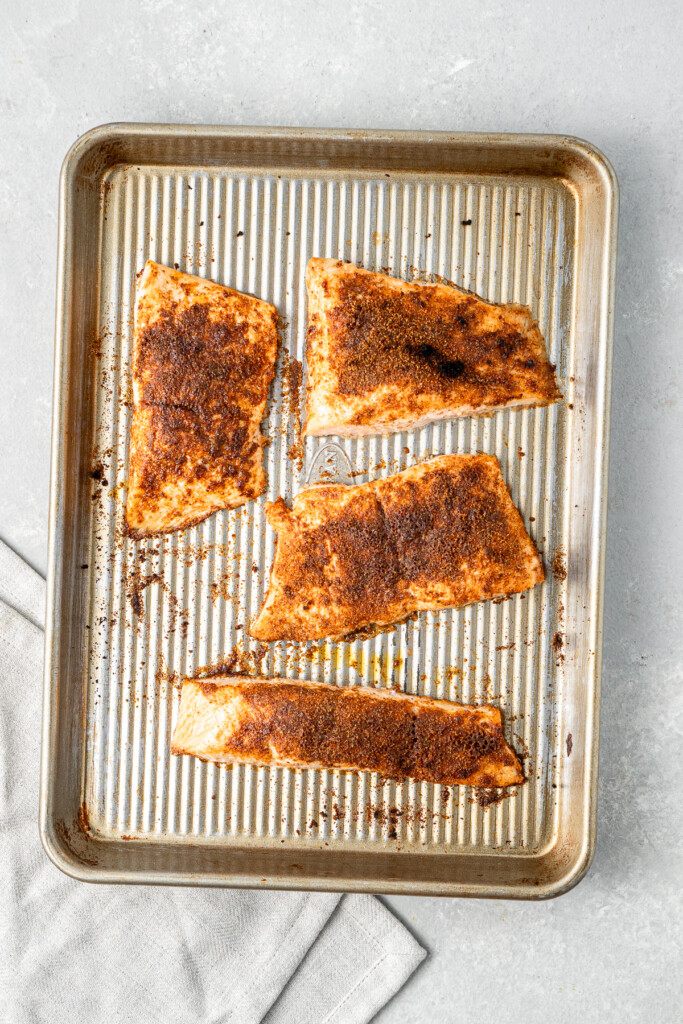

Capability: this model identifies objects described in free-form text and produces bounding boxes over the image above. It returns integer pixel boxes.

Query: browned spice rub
[126,261,278,537]
[305,258,561,435]
[171,676,524,787]
[250,453,544,642]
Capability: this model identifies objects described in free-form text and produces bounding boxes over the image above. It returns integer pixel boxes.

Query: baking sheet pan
[41,125,617,897]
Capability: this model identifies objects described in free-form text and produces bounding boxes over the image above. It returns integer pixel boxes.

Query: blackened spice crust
[322,267,561,408]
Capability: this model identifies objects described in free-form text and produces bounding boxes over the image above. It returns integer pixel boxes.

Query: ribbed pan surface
[86,164,572,856]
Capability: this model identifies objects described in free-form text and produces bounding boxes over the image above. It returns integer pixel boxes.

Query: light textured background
[2,1,682,1021]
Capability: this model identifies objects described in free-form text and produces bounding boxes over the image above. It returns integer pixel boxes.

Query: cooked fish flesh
[171,676,524,787]
[126,260,278,537]
[305,257,561,436]
[250,453,543,642]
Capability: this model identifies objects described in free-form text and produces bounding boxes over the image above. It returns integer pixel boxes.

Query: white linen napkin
[0,538,425,1023]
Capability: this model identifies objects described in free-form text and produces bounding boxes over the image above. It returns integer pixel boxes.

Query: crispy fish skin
[171,676,525,787]
[305,258,561,436]
[125,260,278,537]
[250,454,544,642]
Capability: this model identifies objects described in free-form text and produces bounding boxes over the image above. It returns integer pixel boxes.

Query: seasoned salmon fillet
[305,258,561,436]
[171,676,524,787]
[126,260,278,537]
[250,453,543,641]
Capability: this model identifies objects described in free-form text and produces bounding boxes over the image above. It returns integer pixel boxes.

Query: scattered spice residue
[281,351,304,466]
[342,612,417,644]
[566,733,573,756]
[332,801,346,822]
[512,733,531,763]
[168,540,216,567]
[155,666,181,692]
[209,578,233,604]
[365,802,426,833]
[367,804,406,839]
[89,459,110,509]
[166,590,190,639]
[196,643,269,679]
[429,272,460,288]
[127,571,163,617]
[299,643,321,663]
[553,631,565,663]
[552,548,567,582]
[91,331,108,359]
[475,787,506,808]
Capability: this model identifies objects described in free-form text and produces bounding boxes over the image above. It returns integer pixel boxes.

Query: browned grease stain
[78,801,91,835]
[54,810,98,867]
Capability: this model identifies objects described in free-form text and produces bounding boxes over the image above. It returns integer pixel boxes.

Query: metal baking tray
[41,124,617,898]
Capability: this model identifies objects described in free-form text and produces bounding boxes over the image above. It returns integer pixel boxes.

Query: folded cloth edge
[0,538,45,628]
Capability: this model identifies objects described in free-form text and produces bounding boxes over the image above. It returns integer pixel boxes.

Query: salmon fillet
[171,676,524,787]
[250,453,543,642]
[305,258,561,436]
[126,260,278,537]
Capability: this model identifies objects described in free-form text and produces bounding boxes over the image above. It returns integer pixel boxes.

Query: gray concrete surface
[2,1,682,1020]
